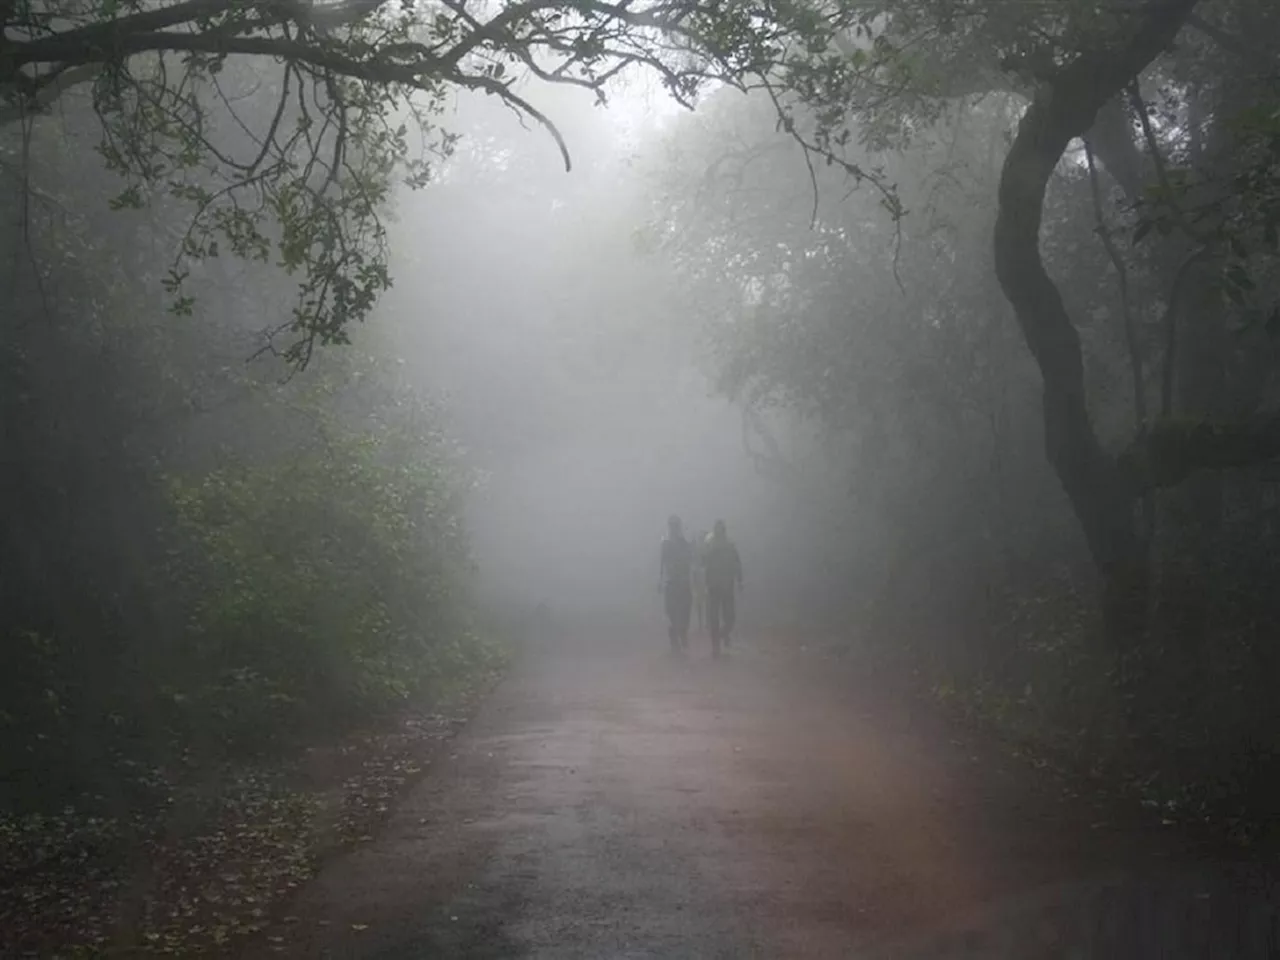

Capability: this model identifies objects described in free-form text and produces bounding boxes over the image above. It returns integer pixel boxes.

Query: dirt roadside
[0,672,500,958]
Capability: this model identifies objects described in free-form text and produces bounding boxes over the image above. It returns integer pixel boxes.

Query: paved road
[254,631,1278,958]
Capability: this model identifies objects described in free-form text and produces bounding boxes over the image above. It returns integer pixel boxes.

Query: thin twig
[246,64,293,176]
[457,71,572,171]
[760,78,903,282]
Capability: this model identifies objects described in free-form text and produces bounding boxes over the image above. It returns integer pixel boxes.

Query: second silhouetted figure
[702,520,742,657]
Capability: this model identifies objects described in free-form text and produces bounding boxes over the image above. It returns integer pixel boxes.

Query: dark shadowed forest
[4,0,1280,954]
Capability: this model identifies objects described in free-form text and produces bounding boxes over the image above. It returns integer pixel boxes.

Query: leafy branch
[1,0,1021,361]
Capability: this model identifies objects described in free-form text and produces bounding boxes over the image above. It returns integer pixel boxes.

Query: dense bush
[166,402,493,741]
[0,100,500,814]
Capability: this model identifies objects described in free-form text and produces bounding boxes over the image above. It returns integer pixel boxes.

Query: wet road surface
[252,631,1279,958]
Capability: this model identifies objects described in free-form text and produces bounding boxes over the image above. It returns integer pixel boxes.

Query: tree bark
[992,0,1201,644]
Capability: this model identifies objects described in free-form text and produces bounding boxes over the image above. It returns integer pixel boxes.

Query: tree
[0,0,763,358]
[0,88,490,809]
[657,0,1280,645]
[7,0,1280,643]
[641,85,1083,664]
[636,7,1280,822]
[988,1,1280,643]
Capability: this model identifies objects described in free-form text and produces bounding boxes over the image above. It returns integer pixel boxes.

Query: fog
[374,81,839,634]
[8,3,1280,951]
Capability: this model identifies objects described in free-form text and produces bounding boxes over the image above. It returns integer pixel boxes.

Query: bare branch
[322,72,348,192]
[457,72,572,172]
[247,65,293,176]
[435,0,568,67]
[760,78,904,283]
[1122,414,1280,494]
[14,31,438,82]
[14,0,240,63]
[0,63,103,126]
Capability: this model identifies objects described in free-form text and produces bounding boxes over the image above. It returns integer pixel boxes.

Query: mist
[371,82,838,634]
[6,0,1280,954]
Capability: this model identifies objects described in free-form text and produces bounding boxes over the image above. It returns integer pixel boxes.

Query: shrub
[166,407,486,742]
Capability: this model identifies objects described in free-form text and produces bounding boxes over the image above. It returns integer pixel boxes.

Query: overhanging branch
[0,63,104,126]
[13,0,239,63]
[13,31,442,80]
[1122,415,1280,494]
[459,71,572,171]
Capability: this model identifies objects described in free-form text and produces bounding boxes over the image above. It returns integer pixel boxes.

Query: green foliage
[3,0,1039,360]
[166,401,489,736]
[643,0,1280,845]
[1132,101,1280,314]
[0,101,501,811]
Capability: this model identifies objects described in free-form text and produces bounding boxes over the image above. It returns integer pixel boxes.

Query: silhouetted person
[659,514,693,651]
[691,528,708,634]
[704,519,742,656]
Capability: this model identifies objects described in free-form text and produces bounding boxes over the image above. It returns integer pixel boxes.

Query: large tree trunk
[992,0,1201,644]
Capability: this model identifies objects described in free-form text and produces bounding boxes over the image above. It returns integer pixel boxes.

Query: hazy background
[375,81,846,634]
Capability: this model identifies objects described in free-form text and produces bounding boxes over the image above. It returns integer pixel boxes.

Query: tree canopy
[2,0,857,357]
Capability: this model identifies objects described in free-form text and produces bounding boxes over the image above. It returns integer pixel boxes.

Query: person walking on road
[658,515,694,651]
[703,519,742,657]
[691,529,708,635]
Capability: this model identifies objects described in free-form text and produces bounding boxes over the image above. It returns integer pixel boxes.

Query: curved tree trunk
[992,0,1201,644]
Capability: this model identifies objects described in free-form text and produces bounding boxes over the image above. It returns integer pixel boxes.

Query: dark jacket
[660,535,693,589]
[703,536,742,592]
